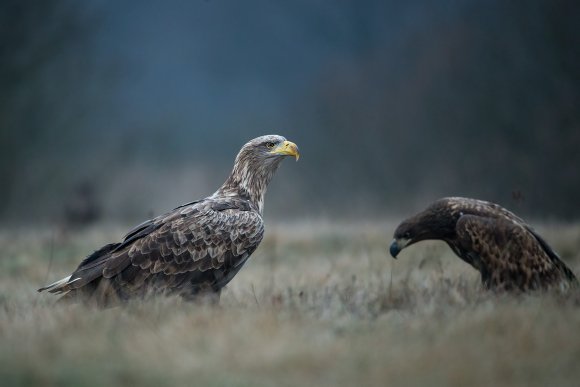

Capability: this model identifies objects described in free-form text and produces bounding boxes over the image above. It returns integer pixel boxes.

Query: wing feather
[456,214,575,290]
[100,202,263,297]
[41,197,264,302]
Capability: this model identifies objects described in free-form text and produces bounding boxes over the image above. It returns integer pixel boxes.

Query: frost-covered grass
[1,221,580,386]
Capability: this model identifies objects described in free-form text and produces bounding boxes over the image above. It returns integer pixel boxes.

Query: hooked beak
[270,140,300,161]
[389,238,410,259]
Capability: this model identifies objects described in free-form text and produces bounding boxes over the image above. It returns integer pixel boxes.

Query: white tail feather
[38,275,80,293]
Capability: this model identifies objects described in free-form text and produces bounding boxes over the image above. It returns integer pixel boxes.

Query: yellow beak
[270,140,300,161]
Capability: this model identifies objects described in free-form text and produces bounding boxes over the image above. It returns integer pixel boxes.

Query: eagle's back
[42,196,264,305]
[443,197,526,224]
[447,198,578,291]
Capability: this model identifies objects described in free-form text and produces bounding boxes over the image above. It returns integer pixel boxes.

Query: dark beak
[389,239,400,259]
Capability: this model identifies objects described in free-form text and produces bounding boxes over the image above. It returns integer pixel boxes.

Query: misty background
[1,0,579,226]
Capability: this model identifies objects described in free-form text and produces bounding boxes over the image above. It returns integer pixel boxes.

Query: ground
[1,220,580,386]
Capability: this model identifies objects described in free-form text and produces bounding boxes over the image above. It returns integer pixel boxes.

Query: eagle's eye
[265,142,276,149]
[404,232,411,239]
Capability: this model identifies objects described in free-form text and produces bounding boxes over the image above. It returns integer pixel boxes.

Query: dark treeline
[294,0,580,218]
[1,0,579,223]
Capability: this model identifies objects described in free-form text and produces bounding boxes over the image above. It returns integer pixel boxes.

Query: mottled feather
[39,135,299,306]
[391,197,577,292]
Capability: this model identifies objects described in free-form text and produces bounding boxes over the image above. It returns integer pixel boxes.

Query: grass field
[1,220,580,386]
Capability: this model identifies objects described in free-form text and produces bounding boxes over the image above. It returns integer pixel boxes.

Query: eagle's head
[219,134,299,213]
[389,199,459,258]
[236,134,300,165]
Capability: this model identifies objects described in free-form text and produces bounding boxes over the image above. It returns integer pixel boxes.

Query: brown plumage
[390,197,577,292]
[39,135,299,306]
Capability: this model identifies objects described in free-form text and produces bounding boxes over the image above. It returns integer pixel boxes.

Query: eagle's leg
[480,270,492,291]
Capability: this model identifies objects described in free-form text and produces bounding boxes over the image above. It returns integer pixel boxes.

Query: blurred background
[1,0,579,226]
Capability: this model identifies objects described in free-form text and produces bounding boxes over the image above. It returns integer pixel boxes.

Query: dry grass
[1,220,580,386]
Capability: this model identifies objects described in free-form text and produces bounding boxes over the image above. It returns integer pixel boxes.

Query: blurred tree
[0,0,97,219]
[295,0,580,218]
[1,0,578,221]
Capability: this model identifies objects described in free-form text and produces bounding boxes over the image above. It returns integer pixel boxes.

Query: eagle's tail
[38,243,121,295]
[556,259,579,286]
[38,275,81,294]
[531,230,579,286]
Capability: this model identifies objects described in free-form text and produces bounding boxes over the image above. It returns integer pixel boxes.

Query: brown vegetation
[1,221,580,386]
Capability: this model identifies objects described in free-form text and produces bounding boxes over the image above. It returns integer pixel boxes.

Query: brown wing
[59,201,264,302]
[455,214,576,291]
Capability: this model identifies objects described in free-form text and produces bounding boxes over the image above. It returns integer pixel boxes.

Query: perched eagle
[39,135,299,306]
[390,197,578,292]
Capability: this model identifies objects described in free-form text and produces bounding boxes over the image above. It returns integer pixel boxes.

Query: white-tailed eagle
[39,135,299,306]
[390,197,577,292]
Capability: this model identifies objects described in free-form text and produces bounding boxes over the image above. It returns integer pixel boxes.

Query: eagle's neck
[216,154,282,214]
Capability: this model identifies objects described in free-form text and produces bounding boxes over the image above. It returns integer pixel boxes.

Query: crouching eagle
[390,197,578,292]
[39,135,299,306]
